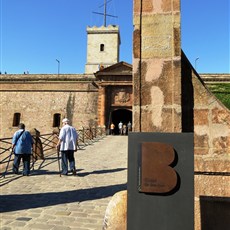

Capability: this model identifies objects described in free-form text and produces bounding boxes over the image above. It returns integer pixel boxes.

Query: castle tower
[85,25,120,74]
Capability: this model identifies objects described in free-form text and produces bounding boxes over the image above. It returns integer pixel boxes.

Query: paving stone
[15,217,32,221]
[25,223,56,229]
[47,220,64,225]
[1,136,128,230]
[0,227,12,230]
[8,220,28,227]
[55,211,71,216]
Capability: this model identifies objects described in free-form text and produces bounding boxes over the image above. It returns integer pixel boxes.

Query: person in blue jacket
[12,123,34,176]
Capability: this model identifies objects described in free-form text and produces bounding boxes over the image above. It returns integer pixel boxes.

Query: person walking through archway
[122,123,127,135]
[118,121,123,135]
[127,121,132,134]
[110,123,115,135]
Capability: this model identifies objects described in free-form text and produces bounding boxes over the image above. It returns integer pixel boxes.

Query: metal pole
[104,0,106,26]
[56,59,60,76]
[195,57,199,70]
[3,149,14,178]
[57,148,61,177]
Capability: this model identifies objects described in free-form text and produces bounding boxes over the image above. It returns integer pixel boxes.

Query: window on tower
[100,44,105,52]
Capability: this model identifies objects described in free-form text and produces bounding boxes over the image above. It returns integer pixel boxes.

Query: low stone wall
[200,73,230,83]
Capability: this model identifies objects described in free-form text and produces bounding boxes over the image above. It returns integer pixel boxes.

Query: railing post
[90,126,93,140]
[82,127,85,144]
[30,128,44,161]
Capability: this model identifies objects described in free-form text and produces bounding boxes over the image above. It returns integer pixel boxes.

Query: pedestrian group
[11,118,78,176]
[11,119,131,176]
[111,121,132,135]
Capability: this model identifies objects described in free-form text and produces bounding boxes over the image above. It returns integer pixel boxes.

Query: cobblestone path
[0,136,128,230]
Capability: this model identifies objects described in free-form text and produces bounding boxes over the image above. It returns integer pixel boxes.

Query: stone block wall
[85,25,120,74]
[0,74,98,138]
[182,52,230,229]
[133,0,230,229]
[133,0,181,132]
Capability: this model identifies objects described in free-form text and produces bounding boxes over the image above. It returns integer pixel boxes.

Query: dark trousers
[110,129,114,135]
[13,154,31,175]
[61,150,76,175]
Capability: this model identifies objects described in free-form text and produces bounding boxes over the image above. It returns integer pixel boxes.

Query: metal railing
[77,126,106,147]
[0,126,106,177]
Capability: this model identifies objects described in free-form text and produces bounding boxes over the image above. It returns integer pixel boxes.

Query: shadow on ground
[77,168,127,177]
[0,183,127,212]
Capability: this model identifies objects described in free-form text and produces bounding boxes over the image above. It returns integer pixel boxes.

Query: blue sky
[0,0,229,74]
[181,0,229,74]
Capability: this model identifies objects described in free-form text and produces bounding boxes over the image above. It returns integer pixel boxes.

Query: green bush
[207,83,230,109]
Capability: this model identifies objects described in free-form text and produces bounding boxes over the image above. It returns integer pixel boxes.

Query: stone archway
[94,61,133,129]
[111,109,132,135]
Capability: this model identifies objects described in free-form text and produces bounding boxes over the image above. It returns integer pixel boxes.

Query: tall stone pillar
[98,86,106,126]
[133,0,181,132]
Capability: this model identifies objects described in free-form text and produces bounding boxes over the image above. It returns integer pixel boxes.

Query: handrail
[0,126,106,177]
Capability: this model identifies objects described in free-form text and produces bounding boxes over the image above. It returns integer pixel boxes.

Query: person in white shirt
[56,118,78,175]
[118,121,123,135]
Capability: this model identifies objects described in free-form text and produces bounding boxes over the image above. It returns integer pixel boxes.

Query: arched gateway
[94,62,133,134]
[111,109,132,134]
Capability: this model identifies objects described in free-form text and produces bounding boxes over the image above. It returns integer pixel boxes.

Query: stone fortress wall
[0,74,98,138]
[182,52,230,229]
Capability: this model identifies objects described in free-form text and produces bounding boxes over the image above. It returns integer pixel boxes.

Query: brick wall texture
[0,74,98,137]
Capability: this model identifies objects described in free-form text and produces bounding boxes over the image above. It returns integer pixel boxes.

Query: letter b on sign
[139,142,178,194]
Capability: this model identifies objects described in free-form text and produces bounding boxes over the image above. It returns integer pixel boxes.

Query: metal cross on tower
[93,0,118,27]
